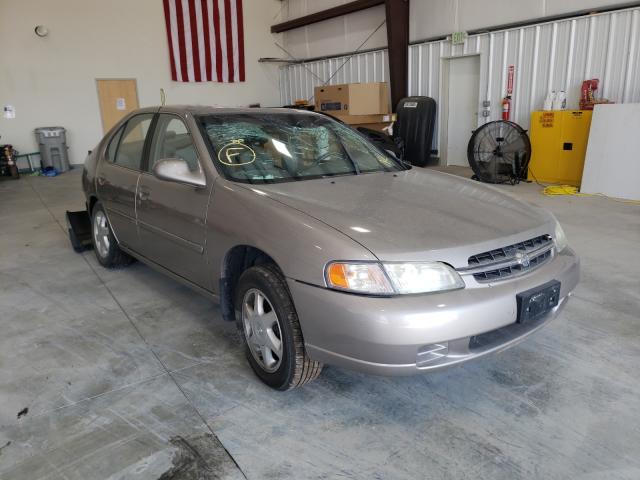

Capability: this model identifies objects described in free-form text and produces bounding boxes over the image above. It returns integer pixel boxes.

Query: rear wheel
[91,202,133,268]
[235,264,322,390]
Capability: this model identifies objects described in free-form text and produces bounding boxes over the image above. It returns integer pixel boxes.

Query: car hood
[252,169,554,267]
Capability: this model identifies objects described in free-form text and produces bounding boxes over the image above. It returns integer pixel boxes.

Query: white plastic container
[543,91,555,111]
[553,90,567,110]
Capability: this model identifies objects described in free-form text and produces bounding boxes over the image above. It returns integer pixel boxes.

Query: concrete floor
[1,168,639,479]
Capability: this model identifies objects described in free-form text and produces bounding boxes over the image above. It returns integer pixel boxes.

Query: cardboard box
[315,83,390,116]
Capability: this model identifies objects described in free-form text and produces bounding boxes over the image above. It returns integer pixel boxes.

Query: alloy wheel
[93,210,111,258]
[242,288,283,373]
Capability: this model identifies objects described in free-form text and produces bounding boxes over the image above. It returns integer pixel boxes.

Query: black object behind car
[356,127,403,159]
[354,96,437,168]
[66,210,93,252]
[395,96,437,167]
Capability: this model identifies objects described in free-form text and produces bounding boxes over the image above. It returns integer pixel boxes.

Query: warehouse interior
[1,1,639,479]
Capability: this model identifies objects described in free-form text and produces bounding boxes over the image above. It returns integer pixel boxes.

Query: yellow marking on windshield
[218,139,256,166]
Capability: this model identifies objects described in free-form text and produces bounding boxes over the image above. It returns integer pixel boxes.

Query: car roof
[155,105,320,117]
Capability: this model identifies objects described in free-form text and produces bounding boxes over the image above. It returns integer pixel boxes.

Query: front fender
[205,178,377,292]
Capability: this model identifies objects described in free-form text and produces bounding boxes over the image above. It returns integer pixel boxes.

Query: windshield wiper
[320,172,357,178]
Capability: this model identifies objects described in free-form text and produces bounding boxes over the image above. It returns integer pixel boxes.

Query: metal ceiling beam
[271,0,384,33]
[385,0,409,111]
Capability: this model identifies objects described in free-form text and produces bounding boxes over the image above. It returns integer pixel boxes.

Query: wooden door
[96,79,139,134]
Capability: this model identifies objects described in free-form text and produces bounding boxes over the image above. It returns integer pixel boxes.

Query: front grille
[462,234,553,282]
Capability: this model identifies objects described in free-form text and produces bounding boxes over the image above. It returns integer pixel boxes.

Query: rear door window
[112,114,154,170]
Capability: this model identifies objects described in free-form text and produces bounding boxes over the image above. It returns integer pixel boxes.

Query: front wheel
[235,264,322,390]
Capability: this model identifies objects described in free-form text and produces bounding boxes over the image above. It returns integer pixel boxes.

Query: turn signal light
[325,262,394,294]
[327,263,349,289]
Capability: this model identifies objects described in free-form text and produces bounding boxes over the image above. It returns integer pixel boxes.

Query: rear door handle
[138,188,150,201]
[97,176,106,186]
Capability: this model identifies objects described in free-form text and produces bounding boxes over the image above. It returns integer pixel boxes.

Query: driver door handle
[97,176,106,186]
[138,187,150,201]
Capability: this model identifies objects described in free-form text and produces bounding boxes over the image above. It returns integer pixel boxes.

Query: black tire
[234,264,322,390]
[91,202,133,268]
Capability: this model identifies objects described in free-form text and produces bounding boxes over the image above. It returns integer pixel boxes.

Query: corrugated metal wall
[279,50,389,105]
[409,6,640,150]
[280,6,640,152]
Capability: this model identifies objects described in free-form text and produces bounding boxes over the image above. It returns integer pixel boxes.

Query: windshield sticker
[218,140,256,166]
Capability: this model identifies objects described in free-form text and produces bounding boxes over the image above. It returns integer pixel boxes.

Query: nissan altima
[80,106,580,390]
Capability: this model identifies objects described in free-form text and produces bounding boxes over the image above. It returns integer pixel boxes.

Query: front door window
[148,115,200,173]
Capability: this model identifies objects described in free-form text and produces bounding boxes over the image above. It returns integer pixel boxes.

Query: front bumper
[288,248,580,376]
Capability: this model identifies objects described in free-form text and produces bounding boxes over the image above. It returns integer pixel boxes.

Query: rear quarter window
[105,125,125,162]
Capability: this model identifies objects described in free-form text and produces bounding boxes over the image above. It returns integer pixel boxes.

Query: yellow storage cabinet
[528,110,592,186]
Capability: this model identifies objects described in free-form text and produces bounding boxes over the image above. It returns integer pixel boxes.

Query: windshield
[197,112,402,184]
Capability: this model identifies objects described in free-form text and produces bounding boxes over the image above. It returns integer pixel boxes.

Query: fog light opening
[416,342,449,367]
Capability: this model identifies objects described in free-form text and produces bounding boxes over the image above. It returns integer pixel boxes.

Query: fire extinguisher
[502,95,511,121]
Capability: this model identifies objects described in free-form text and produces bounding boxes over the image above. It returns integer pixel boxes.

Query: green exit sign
[451,31,467,45]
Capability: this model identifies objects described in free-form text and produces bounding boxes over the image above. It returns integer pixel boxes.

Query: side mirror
[153,158,206,188]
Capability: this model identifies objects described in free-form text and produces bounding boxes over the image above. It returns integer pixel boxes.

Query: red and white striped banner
[162,0,245,83]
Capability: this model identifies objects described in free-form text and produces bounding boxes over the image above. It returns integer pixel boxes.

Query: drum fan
[467,120,531,184]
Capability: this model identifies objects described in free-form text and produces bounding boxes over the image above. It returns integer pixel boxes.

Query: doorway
[441,56,480,167]
[96,79,139,134]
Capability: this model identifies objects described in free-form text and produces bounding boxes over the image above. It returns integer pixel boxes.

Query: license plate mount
[516,280,561,324]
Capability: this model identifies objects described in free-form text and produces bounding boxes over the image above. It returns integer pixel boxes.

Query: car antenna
[160,88,166,106]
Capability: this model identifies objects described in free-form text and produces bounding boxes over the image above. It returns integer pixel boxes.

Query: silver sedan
[81,106,580,390]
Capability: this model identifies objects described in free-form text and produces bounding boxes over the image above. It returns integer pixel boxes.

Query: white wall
[282,0,633,56]
[407,6,640,151]
[0,0,283,164]
[411,0,635,40]
[581,104,640,200]
[281,1,386,59]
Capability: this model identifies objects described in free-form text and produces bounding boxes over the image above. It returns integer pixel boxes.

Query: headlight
[325,261,464,295]
[325,263,394,294]
[554,219,568,253]
[383,262,465,294]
